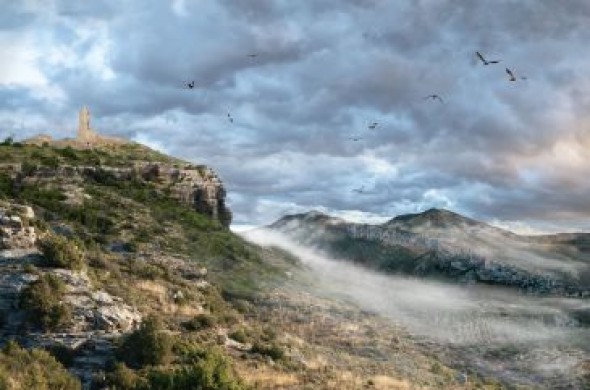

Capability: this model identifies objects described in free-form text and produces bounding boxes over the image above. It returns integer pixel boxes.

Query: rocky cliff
[1,160,231,228]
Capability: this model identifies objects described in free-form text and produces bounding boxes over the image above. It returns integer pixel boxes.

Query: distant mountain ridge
[269,209,590,296]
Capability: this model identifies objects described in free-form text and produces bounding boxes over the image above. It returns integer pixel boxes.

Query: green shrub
[57,146,80,161]
[0,173,13,198]
[116,316,173,369]
[39,234,85,270]
[106,362,141,389]
[251,342,284,361]
[141,348,246,390]
[21,161,37,176]
[39,155,60,168]
[182,314,217,331]
[0,341,81,389]
[228,328,249,344]
[20,274,72,332]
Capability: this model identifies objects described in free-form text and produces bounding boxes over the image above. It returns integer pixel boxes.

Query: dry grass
[135,280,167,303]
[238,366,299,389]
[371,375,415,389]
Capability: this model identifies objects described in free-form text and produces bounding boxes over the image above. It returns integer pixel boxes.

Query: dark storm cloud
[1,0,590,231]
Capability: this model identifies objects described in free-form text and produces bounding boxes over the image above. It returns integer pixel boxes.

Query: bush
[39,234,85,270]
[251,342,284,361]
[116,316,173,369]
[0,341,81,390]
[141,348,246,390]
[182,314,217,332]
[228,328,249,344]
[106,362,141,389]
[20,274,72,332]
[57,146,80,161]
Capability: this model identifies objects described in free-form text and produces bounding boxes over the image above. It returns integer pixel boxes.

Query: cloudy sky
[1,0,590,233]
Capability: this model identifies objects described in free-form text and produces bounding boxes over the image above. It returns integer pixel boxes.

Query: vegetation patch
[116,316,173,369]
[0,341,81,390]
[20,273,72,332]
[39,233,85,270]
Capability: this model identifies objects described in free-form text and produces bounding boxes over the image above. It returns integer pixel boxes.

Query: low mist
[242,228,590,381]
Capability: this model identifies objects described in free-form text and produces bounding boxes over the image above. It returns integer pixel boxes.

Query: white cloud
[0,32,47,87]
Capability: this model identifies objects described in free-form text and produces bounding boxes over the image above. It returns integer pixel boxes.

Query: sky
[1,0,590,233]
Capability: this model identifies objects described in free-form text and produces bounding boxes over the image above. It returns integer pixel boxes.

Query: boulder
[94,305,141,332]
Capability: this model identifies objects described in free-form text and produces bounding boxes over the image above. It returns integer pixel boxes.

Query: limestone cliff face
[5,163,232,227]
[139,163,232,227]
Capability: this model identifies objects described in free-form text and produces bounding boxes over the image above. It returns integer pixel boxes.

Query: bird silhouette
[476,51,501,65]
[352,186,366,194]
[424,94,444,103]
[185,81,195,89]
[505,68,527,82]
[348,136,363,142]
[227,113,234,123]
[368,122,378,130]
[247,54,258,58]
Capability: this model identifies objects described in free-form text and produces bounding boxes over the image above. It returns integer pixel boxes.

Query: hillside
[269,209,590,296]
[0,140,494,389]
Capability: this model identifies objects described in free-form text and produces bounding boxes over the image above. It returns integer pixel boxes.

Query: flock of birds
[422,51,527,105]
[349,51,527,195]
[180,50,527,196]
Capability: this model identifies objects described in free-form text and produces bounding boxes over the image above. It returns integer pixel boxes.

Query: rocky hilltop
[270,209,590,296]
[0,145,231,228]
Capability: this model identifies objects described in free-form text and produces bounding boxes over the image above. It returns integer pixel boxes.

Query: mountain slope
[0,141,482,389]
[269,209,590,295]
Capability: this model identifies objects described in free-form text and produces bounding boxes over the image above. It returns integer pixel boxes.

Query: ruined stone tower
[24,106,127,147]
[77,106,95,142]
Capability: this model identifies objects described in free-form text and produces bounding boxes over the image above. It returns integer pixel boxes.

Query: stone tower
[77,106,94,141]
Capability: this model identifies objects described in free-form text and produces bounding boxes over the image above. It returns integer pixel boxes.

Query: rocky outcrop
[0,203,36,249]
[0,249,142,388]
[163,165,232,227]
[5,163,232,227]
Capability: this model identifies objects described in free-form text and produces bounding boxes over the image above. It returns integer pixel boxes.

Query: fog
[242,228,590,384]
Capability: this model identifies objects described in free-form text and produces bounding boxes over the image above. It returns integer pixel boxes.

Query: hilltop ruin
[26,106,126,148]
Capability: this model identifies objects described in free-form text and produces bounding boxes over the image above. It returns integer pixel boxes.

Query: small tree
[39,234,85,270]
[142,348,246,390]
[116,316,173,368]
[20,274,72,332]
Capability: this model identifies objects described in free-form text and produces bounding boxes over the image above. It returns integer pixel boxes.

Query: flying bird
[185,81,195,89]
[352,186,366,194]
[227,113,234,123]
[247,54,258,58]
[424,94,444,103]
[476,51,501,65]
[348,136,363,142]
[368,122,378,130]
[505,68,527,82]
